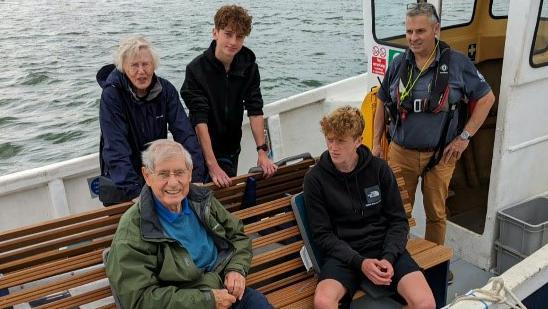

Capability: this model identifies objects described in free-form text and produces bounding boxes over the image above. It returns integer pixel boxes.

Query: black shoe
[447,270,454,285]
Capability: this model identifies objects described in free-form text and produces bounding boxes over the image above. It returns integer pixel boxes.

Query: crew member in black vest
[373,2,495,279]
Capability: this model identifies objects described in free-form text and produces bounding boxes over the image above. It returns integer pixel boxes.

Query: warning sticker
[371,56,386,75]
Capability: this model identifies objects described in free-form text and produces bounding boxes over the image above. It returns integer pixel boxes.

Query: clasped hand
[212,271,246,309]
[361,258,393,286]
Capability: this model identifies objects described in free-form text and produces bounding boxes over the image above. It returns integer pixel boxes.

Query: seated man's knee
[314,280,345,309]
[407,294,435,309]
[313,293,338,309]
[398,271,435,309]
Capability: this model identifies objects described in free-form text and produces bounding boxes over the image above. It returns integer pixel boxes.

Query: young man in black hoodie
[304,106,434,309]
[181,5,277,188]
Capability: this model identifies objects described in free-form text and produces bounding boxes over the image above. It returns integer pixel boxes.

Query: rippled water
[0,0,366,175]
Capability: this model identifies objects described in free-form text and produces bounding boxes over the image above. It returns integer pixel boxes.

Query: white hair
[114,35,159,73]
[141,139,193,172]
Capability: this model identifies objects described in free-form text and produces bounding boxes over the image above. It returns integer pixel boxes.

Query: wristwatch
[459,130,472,141]
[256,143,269,152]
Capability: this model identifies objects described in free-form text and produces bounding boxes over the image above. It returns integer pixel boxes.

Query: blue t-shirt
[377,47,491,149]
[153,196,218,271]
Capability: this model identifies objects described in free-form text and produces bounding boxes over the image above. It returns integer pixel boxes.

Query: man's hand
[208,162,232,188]
[442,137,470,164]
[371,143,384,159]
[224,271,246,300]
[361,258,393,286]
[257,151,277,178]
[212,289,237,309]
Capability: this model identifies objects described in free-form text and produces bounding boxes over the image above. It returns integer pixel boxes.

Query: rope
[443,276,527,309]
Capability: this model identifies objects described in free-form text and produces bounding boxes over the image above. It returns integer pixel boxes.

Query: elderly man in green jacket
[105,139,272,309]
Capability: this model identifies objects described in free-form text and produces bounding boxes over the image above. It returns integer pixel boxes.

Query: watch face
[460,131,471,140]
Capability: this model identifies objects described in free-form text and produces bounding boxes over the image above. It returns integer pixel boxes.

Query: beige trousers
[387,143,457,245]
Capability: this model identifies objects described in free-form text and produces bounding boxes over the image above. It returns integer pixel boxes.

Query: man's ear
[142,166,152,186]
[354,136,362,149]
[434,23,441,37]
[212,27,218,40]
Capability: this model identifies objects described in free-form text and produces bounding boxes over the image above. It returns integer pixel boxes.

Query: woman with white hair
[97,35,205,206]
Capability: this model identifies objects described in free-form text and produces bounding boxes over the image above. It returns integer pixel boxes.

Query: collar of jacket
[204,40,254,77]
[125,74,163,104]
[139,184,213,241]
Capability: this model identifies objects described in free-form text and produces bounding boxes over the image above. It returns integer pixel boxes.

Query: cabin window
[490,0,509,18]
[373,0,408,43]
[373,0,476,47]
[530,0,548,67]
[441,0,476,28]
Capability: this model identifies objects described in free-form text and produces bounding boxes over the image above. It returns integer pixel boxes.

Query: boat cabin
[363,0,548,270]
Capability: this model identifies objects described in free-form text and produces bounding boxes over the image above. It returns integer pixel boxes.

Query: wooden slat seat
[0,157,452,308]
[0,157,315,308]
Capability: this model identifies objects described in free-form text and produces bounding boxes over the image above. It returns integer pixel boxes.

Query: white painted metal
[0,153,102,231]
[0,74,367,232]
[447,244,548,308]
[445,0,548,271]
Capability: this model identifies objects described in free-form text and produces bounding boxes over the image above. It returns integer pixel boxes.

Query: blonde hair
[114,35,159,73]
[320,106,365,140]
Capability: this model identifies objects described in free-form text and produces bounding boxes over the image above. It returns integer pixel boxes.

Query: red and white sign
[371,56,386,75]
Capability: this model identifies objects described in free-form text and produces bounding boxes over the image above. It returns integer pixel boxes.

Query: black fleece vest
[397,40,452,118]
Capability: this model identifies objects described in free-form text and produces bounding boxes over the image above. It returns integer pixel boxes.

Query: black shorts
[318,250,420,304]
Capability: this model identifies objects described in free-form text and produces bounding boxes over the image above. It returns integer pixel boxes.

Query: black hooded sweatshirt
[303,145,409,271]
[180,40,264,157]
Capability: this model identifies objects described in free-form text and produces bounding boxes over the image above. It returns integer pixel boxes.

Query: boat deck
[349,249,494,308]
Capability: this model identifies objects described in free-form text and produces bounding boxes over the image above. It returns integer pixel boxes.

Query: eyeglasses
[407,2,440,23]
[150,169,189,180]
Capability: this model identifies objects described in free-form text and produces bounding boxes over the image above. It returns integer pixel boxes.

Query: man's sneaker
[447,270,454,285]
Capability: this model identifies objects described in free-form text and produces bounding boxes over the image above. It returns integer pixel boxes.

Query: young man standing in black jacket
[181,5,277,188]
[304,106,434,309]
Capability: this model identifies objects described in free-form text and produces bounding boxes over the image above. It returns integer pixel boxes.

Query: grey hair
[141,139,193,172]
[114,35,159,73]
[406,4,440,25]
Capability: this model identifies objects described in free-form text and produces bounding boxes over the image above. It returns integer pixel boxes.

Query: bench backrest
[0,156,315,308]
[205,154,315,211]
[0,202,133,275]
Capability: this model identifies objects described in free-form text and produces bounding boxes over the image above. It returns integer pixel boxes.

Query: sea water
[0,0,365,175]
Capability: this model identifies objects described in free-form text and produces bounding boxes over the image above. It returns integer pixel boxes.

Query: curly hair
[320,106,365,140]
[214,5,252,36]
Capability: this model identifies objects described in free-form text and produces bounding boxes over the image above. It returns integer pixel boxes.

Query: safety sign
[371,56,386,75]
[388,49,403,65]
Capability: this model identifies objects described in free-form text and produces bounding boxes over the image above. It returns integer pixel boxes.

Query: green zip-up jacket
[105,184,252,309]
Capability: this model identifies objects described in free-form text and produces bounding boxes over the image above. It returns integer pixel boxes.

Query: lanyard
[399,40,439,102]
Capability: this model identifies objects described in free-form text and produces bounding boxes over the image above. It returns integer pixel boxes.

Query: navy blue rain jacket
[97,64,205,200]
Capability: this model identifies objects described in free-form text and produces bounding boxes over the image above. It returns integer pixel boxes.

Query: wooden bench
[0,162,452,308]
[0,156,315,308]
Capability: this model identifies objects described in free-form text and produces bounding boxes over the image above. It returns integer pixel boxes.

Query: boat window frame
[489,0,509,19]
[530,0,548,68]
[371,0,478,49]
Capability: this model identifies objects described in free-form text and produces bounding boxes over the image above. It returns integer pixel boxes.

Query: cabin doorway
[441,0,508,234]
[446,58,501,234]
